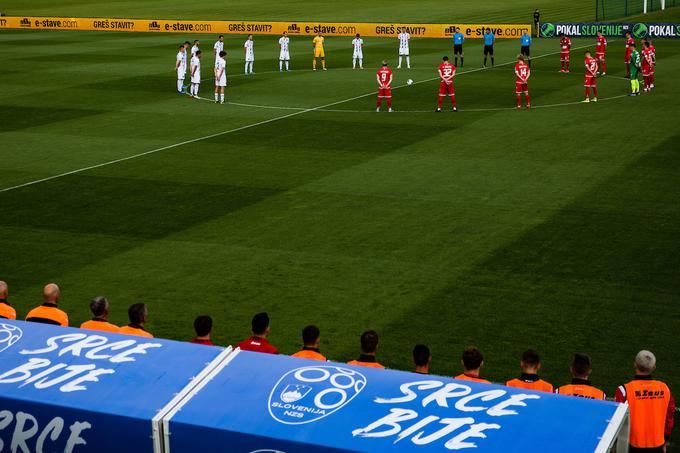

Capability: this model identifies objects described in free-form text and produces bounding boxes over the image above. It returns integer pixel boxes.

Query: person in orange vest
[118,303,153,338]
[348,330,385,369]
[615,350,675,452]
[292,325,327,361]
[556,353,605,400]
[80,296,120,333]
[25,283,68,327]
[413,344,431,374]
[191,315,214,345]
[455,347,491,384]
[506,349,553,392]
[0,281,16,320]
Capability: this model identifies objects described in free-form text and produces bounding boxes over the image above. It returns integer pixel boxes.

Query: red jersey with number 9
[377,67,393,87]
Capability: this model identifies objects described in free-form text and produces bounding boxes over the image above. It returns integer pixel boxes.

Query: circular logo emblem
[0,323,23,353]
[540,23,556,38]
[269,366,367,425]
[633,23,649,38]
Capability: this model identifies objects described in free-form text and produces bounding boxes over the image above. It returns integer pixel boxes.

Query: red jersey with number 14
[515,62,530,83]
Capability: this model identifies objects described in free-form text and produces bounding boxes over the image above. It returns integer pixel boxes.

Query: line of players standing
[174,30,658,109]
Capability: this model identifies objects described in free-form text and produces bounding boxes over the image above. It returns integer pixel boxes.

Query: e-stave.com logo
[269,366,366,425]
[0,323,23,353]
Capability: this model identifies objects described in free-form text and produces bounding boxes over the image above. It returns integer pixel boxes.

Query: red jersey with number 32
[585,57,598,76]
[377,67,392,87]
[515,62,530,83]
[596,36,607,54]
[439,62,456,83]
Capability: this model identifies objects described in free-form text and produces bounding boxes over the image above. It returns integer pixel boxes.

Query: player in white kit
[397,31,410,69]
[215,50,227,104]
[244,34,254,74]
[279,31,290,72]
[191,40,200,57]
[189,50,202,98]
[175,45,187,93]
[352,33,364,69]
[213,35,224,66]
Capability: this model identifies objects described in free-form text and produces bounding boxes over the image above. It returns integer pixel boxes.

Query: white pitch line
[0,44,595,194]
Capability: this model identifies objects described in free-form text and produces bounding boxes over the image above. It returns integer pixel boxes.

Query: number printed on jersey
[442,67,453,77]
[518,67,528,78]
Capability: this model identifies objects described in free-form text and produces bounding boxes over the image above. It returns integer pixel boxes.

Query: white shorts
[245,55,254,62]
[399,48,409,56]
[279,50,290,60]
[191,72,201,84]
[353,52,363,59]
[216,75,227,87]
[177,68,186,80]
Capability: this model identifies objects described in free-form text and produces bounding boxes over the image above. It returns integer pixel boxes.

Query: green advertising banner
[540,22,680,38]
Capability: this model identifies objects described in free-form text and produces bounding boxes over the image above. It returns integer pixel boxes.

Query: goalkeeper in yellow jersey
[312,33,327,71]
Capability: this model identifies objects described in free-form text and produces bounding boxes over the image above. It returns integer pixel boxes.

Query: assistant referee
[453,27,465,67]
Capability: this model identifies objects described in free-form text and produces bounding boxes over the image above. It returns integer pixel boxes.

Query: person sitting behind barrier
[615,350,675,452]
[556,353,605,400]
[25,283,68,326]
[80,296,120,333]
[238,312,279,354]
[191,315,214,345]
[413,344,431,374]
[348,330,385,369]
[291,325,327,361]
[0,281,16,320]
[506,349,553,392]
[455,347,491,383]
[119,303,153,338]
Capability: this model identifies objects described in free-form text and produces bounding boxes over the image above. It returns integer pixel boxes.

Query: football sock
[359,58,363,68]
[387,98,392,108]
[461,57,464,67]
[630,80,635,92]
[593,87,598,97]
[398,56,402,67]
[491,57,494,66]
[279,60,283,71]
[438,96,444,108]
[484,57,487,66]
[220,93,224,102]
[285,61,289,70]
[601,61,606,72]
[322,59,326,69]
[454,57,458,66]
[194,85,199,97]
[245,62,248,74]
[517,94,522,107]
[353,58,356,69]
[406,56,410,68]
[586,87,591,97]
[626,65,630,77]
[525,93,531,105]
[451,96,457,108]
[177,80,183,92]
[215,92,218,101]
[376,98,382,108]
[313,59,316,69]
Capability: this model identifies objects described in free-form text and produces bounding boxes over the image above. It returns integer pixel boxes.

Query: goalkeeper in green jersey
[629,43,642,96]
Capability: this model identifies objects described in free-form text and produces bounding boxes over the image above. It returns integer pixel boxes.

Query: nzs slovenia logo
[269,366,366,425]
[0,324,22,353]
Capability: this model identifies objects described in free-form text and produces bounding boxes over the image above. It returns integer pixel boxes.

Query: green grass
[1,2,679,442]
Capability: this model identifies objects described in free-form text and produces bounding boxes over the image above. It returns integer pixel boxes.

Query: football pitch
[1,0,679,414]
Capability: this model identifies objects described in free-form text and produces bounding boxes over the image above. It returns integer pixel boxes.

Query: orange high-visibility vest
[119,325,153,338]
[506,377,554,393]
[557,381,606,400]
[292,349,327,361]
[25,303,68,327]
[623,379,671,448]
[0,301,16,320]
[348,360,385,369]
[455,373,491,384]
[80,319,120,333]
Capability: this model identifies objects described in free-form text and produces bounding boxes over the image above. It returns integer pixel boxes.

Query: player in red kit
[642,40,654,92]
[559,34,572,73]
[624,32,634,78]
[583,50,599,103]
[595,31,607,75]
[376,60,393,112]
[436,56,457,112]
[515,54,531,109]
[646,39,656,88]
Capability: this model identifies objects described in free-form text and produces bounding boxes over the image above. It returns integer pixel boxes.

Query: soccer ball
[406,79,414,85]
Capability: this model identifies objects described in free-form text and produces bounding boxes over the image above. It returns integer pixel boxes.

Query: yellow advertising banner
[0,17,530,38]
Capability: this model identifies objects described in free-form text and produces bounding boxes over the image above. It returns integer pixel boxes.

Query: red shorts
[642,65,652,77]
[378,87,392,98]
[596,52,605,59]
[515,82,528,93]
[624,52,632,63]
[439,81,455,96]
[584,75,596,87]
[561,53,570,62]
